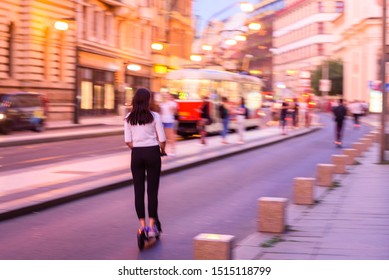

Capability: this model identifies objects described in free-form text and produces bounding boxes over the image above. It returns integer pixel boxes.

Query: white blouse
[124,111,166,147]
[159,100,177,123]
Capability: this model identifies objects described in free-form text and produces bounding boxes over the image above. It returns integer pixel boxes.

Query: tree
[311,59,343,97]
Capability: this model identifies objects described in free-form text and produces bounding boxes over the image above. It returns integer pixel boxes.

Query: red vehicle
[166,69,264,137]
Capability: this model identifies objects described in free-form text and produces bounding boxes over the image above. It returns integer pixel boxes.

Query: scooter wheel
[137,236,145,250]
[137,230,146,250]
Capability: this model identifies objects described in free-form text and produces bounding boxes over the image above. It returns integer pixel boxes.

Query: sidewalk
[0,116,320,221]
[234,131,389,260]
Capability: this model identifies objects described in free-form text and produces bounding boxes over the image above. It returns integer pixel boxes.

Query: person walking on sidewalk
[160,93,178,155]
[219,96,230,144]
[279,100,289,135]
[348,100,363,129]
[332,98,348,147]
[197,95,211,145]
[235,97,247,144]
[124,87,166,236]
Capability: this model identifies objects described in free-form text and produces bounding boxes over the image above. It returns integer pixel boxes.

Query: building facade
[243,0,285,92]
[272,0,343,99]
[333,0,384,112]
[0,0,193,122]
[150,0,194,93]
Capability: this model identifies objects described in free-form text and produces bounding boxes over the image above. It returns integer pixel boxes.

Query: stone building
[272,0,343,99]
[333,0,384,111]
[0,0,193,122]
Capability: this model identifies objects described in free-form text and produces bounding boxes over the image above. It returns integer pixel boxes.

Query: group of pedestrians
[279,98,300,135]
[197,95,248,145]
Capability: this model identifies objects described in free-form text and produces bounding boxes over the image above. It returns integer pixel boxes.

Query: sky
[193,0,258,33]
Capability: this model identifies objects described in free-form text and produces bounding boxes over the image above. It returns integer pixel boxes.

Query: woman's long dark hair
[126,88,154,125]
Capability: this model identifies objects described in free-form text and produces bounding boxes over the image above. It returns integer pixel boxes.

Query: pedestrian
[124,87,166,237]
[159,93,178,155]
[348,100,363,128]
[332,98,348,147]
[197,95,211,145]
[279,100,289,135]
[149,91,160,113]
[235,97,246,144]
[361,101,369,116]
[218,96,230,144]
[298,101,307,127]
[291,98,299,127]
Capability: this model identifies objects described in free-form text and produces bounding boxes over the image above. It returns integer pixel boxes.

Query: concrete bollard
[316,164,335,187]
[331,154,348,174]
[359,137,373,151]
[194,233,235,260]
[343,148,357,165]
[258,197,288,233]
[352,142,364,157]
[368,132,379,143]
[293,177,315,205]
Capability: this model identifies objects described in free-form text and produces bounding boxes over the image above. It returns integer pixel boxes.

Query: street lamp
[54,18,79,124]
[190,54,202,62]
[248,22,261,31]
[380,0,388,163]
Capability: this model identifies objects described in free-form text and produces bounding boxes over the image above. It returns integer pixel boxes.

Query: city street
[0,114,370,260]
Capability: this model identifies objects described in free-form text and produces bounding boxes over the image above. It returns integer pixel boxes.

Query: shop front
[80,67,116,116]
[78,50,121,117]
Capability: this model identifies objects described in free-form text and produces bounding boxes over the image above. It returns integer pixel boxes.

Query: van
[0,92,48,134]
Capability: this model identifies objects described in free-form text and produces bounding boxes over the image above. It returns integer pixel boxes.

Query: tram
[165,68,264,137]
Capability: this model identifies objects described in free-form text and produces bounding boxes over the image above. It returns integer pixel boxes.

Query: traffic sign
[319,79,331,92]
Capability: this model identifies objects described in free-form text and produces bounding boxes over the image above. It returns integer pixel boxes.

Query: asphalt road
[0,114,371,260]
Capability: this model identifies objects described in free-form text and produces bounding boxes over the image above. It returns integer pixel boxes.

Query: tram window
[182,80,200,99]
[199,79,211,98]
[221,81,239,103]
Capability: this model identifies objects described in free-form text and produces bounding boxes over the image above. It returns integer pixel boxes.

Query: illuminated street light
[225,39,237,46]
[151,43,164,51]
[240,2,254,12]
[54,20,69,31]
[202,44,213,51]
[235,34,247,41]
[127,64,141,71]
[54,18,79,124]
[190,54,202,62]
[248,22,261,31]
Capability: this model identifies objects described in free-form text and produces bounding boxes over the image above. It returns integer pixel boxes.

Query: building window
[8,22,15,77]
[94,11,99,40]
[336,1,344,13]
[318,22,324,34]
[318,1,323,13]
[317,43,324,56]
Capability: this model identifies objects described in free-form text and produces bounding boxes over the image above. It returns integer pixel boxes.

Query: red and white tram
[165,68,264,137]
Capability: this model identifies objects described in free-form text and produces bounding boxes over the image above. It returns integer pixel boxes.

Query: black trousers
[335,120,344,142]
[131,146,161,220]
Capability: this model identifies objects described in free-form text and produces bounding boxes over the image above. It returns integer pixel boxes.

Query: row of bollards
[193,131,379,260]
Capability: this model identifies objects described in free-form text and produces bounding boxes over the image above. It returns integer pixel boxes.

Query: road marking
[22,155,65,164]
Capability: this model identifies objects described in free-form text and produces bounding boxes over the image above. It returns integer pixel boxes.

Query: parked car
[0,92,48,134]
